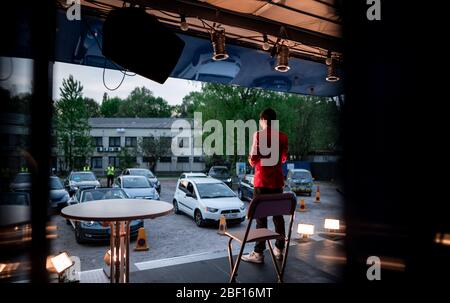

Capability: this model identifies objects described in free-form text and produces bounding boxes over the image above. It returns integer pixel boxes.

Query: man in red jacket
[242,108,288,264]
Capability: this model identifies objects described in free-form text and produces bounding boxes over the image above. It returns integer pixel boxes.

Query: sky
[1,57,202,105]
[53,62,202,105]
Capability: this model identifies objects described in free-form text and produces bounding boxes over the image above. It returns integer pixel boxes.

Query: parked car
[10,173,31,192]
[207,166,232,188]
[49,176,70,210]
[121,168,161,193]
[238,174,291,201]
[114,175,159,200]
[179,172,208,179]
[67,188,143,243]
[238,174,254,201]
[286,169,314,196]
[173,177,246,227]
[9,174,69,210]
[65,171,100,196]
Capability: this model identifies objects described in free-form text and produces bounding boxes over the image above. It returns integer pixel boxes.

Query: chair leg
[227,238,234,276]
[267,240,283,282]
[279,239,290,281]
[229,242,246,283]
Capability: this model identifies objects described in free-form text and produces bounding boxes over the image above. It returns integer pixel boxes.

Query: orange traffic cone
[315,185,321,203]
[134,227,149,251]
[218,215,227,235]
[298,198,307,212]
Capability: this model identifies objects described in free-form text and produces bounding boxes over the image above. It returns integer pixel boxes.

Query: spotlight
[275,44,290,72]
[262,34,270,51]
[180,14,189,31]
[325,53,340,82]
[49,252,75,282]
[297,223,314,238]
[211,29,229,61]
[324,219,340,231]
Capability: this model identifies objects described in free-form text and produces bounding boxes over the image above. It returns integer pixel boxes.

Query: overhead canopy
[53,0,343,96]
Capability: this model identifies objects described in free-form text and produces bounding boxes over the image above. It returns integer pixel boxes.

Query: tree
[84,97,100,117]
[118,87,172,117]
[54,75,93,172]
[100,95,122,117]
[117,147,137,170]
[180,82,341,163]
[139,136,171,172]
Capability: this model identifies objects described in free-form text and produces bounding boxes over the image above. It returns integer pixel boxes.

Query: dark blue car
[238,175,254,201]
[67,188,144,243]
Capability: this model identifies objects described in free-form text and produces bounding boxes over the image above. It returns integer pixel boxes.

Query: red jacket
[249,128,288,189]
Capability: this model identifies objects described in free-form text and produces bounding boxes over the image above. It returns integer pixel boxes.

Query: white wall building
[59,117,205,175]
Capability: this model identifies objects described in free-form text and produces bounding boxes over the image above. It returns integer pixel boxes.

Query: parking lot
[50,178,343,271]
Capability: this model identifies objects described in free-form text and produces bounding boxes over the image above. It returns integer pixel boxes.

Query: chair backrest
[247,192,297,219]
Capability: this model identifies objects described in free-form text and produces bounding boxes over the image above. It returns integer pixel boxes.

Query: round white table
[61,199,173,283]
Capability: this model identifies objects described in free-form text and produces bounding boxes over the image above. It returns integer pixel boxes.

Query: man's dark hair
[259,108,277,126]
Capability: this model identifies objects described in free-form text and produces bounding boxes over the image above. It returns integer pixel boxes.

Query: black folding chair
[225,192,297,283]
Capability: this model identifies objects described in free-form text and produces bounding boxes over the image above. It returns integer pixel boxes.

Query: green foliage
[178,83,341,163]
[84,97,100,117]
[99,87,173,118]
[100,94,122,117]
[138,136,171,171]
[54,75,93,172]
[117,147,137,170]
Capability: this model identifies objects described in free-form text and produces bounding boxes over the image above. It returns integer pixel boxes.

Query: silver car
[114,175,159,200]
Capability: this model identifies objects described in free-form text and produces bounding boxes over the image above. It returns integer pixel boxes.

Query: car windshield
[71,173,96,182]
[130,169,155,178]
[210,168,230,177]
[0,193,30,205]
[49,177,63,190]
[196,183,236,199]
[13,174,31,183]
[292,171,311,179]
[81,189,127,202]
[123,177,150,188]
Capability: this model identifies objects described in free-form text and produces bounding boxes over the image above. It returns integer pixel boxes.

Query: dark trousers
[107,175,114,187]
[253,187,285,253]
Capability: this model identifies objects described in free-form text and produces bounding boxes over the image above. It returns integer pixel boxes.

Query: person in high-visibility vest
[106,164,115,187]
[83,163,90,171]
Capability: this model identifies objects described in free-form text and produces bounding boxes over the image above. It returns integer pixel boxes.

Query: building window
[92,137,103,147]
[159,156,172,163]
[109,137,121,147]
[125,137,137,147]
[91,157,103,169]
[193,157,204,163]
[177,156,189,163]
[108,156,119,168]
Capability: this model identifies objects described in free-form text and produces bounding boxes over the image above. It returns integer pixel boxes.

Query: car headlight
[206,207,219,213]
[82,221,95,227]
[240,204,246,211]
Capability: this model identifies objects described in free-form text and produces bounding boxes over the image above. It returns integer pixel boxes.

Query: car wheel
[75,223,84,244]
[173,200,180,214]
[194,210,206,227]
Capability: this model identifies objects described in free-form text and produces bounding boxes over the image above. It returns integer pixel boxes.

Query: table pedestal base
[109,221,130,283]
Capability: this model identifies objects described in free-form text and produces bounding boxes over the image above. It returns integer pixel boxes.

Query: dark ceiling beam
[129,0,342,52]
